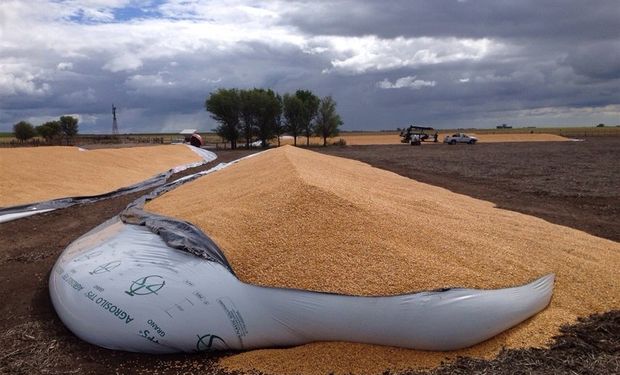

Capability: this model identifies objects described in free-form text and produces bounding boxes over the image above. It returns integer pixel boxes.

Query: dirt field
[320,138,620,242]
[1,141,618,374]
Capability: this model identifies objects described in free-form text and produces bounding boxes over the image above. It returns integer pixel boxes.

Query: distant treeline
[12,116,79,145]
[205,88,342,149]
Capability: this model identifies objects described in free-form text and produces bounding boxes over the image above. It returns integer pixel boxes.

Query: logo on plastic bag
[90,260,121,275]
[73,250,103,263]
[195,334,227,351]
[125,275,165,296]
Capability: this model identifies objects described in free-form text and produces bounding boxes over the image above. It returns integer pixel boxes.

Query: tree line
[205,88,343,149]
[13,116,79,144]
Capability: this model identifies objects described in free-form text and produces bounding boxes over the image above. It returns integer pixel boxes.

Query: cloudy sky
[1,0,619,133]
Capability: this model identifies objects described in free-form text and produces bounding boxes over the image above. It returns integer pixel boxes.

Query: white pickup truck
[444,133,478,145]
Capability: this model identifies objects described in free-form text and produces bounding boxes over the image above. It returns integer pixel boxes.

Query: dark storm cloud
[73,39,334,133]
[283,0,620,41]
[282,0,620,95]
[289,0,620,127]
[565,40,620,80]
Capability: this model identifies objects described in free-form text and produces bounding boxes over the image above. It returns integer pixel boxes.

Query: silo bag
[50,215,554,353]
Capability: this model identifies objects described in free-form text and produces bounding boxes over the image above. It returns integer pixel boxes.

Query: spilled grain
[145,145,618,375]
[0,145,202,207]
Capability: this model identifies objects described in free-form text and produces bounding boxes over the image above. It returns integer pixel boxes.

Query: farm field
[1,140,619,374]
[3,126,618,147]
[321,139,620,242]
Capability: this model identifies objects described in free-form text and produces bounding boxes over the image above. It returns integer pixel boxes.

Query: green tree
[205,88,241,149]
[239,89,257,148]
[283,93,304,146]
[36,120,61,143]
[237,88,282,148]
[59,115,79,144]
[273,93,285,147]
[13,121,36,142]
[295,89,320,146]
[253,89,281,148]
[314,96,343,146]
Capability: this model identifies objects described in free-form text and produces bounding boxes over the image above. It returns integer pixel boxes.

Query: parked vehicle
[444,133,478,145]
[400,126,439,145]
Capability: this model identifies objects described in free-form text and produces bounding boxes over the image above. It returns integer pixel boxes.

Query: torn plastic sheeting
[0,171,168,223]
[49,217,554,353]
[119,151,265,268]
[183,145,216,166]
[0,146,216,224]
[0,208,56,224]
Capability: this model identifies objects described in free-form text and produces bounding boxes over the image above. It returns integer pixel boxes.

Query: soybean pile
[0,145,202,207]
[145,145,619,375]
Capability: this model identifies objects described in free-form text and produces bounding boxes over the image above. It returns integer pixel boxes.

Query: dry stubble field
[0,139,618,374]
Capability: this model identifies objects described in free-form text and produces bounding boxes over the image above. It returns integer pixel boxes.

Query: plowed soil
[0,139,618,375]
[319,139,619,242]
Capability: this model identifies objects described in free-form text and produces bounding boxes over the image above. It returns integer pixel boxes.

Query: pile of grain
[145,145,619,375]
[275,133,569,146]
[275,134,402,146]
[474,133,569,142]
[0,145,202,207]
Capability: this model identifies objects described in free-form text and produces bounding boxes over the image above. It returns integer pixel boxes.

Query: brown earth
[1,141,618,374]
[319,138,619,242]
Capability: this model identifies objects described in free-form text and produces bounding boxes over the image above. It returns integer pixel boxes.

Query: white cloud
[0,4,306,76]
[103,54,144,72]
[158,110,210,133]
[0,61,51,96]
[202,77,222,84]
[126,73,174,89]
[378,76,436,90]
[321,36,502,74]
[57,62,74,71]
[1,0,506,80]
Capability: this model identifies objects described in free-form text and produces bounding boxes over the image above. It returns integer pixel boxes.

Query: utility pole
[112,104,119,135]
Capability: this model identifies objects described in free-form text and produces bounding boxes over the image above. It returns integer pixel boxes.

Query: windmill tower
[112,104,119,135]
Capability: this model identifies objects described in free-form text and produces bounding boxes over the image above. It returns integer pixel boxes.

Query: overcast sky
[1,0,619,133]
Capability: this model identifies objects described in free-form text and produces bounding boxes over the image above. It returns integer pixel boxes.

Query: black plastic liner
[0,171,168,218]
[119,160,251,274]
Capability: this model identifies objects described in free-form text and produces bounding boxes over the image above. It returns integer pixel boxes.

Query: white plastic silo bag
[50,216,554,353]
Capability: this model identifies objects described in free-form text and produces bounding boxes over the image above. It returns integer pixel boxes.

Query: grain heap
[0,145,202,207]
[474,133,569,142]
[145,145,619,375]
[276,133,569,146]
